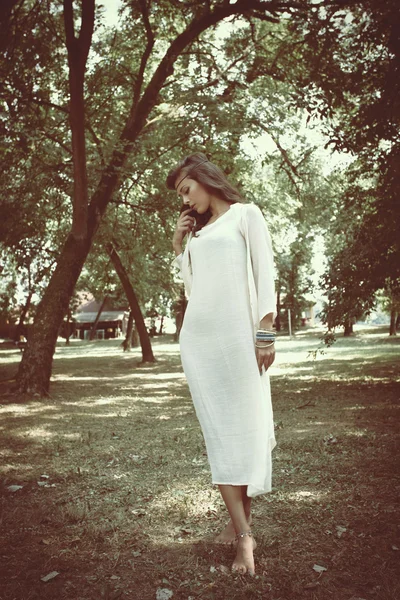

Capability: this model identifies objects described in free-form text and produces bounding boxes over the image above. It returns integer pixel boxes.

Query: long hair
[166,152,243,234]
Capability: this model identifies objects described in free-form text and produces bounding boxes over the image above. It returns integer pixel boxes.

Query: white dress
[172,202,277,497]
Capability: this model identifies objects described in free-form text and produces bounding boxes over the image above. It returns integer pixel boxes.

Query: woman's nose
[183,197,190,205]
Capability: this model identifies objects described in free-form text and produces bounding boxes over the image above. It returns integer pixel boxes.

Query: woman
[167,153,276,576]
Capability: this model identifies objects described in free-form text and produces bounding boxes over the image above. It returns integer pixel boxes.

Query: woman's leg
[215,487,252,543]
[242,487,252,520]
[217,484,256,575]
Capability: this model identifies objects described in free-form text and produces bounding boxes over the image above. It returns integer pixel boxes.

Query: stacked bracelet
[255,328,276,349]
[256,329,276,340]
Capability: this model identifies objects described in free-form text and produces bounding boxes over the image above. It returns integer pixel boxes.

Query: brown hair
[166,152,243,234]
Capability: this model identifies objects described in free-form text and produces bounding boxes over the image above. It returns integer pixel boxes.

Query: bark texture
[17,235,89,394]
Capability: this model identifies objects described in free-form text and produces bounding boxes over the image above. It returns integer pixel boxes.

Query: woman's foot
[232,534,257,576]
[215,516,252,544]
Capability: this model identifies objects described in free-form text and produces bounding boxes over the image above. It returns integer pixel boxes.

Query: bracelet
[256,329,275,335]
[256,333,276,341]
[256,332,275,338]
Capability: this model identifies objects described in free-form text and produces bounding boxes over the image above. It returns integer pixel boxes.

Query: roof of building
[73,311,127,324]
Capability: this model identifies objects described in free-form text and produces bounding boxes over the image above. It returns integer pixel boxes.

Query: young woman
[167,153,276,576]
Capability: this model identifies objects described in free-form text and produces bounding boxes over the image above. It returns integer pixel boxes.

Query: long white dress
[172,202,277,497]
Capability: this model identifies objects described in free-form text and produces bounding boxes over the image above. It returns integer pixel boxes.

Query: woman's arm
[260,312,275,330]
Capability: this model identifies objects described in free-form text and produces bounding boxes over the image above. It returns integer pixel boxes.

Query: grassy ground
[0,326,399,600]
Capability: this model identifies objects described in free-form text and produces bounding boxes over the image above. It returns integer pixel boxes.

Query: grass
[0,325,399,600]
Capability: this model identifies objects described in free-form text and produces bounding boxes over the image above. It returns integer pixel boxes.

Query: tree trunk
[65,305,72,345]
[396,314,400,331]
[122,310,134,351]
[158,315,164,335]
[107,244,155,363]
[17,234,90,394]
[343,320,353,336]
[63,0,95,239]
[174,287,187,342]
[14,291,33,341]
[275,289,281,332]
[89,296,108,341]
[389,308,397,336]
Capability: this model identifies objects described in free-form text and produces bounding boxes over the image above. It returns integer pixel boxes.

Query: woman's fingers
[256,347,275,374]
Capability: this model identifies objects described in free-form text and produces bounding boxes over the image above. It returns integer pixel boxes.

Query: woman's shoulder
[234,202,263,216]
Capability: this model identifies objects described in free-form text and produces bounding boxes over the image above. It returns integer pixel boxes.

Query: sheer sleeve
[171,253,183,272]
[242,203,276,323]
[171,238,193,298]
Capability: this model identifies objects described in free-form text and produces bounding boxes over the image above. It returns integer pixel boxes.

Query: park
[1,0,399,598]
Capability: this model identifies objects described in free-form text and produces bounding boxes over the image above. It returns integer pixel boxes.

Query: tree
[15,0,350,395]
[287,0,400,333]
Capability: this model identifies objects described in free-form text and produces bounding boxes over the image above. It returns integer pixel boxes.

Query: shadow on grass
[0,330,399,599]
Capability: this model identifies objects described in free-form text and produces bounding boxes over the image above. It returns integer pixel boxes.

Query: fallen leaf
[40,539,51,545]
[156,588,173,600]
[110,575,120,580]
[336,525,347,538]
[312,564,327,573]
[210,566,217,573]
[7,485,23,492]
[304,582,320,589]
[131,550,141,557]
[128,454,145,463]
[392,545,398,551]
[218,565,230,575]
[323,434,338,444]
[41,571,59,582]
[40,474,50,479]
[69,537,80,544]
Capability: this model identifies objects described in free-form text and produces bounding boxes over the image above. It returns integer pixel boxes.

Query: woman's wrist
[173,243,183,256]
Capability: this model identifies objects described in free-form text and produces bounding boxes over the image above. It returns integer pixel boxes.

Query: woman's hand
[255,344,275,375]
[172,208,196,250]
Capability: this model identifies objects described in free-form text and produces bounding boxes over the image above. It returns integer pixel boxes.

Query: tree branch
[63,0,75,50]
[132,0,155,110]
[252,118,300,179]
[41,131,72,155]
[88,0,338,229]
[63,0,95,239]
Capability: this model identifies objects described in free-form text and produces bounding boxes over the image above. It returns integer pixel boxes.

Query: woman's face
[175,175,211,214]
